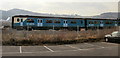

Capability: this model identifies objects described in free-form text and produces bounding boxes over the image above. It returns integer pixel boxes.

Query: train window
[109,21,113,24]
[110,22,114,24]
[54,20,60,23]
[81,21,83,24]
[100,21,103,24]
[105,22,109,24]
[46,20,53,23]
[64,21,67,23]
[38,20,42,23]
[94,21,99,24]
[118,22,120,24]
[27,19,34,23]
[71,21,77,24]
[105,21,113,24]
[17,18,20,22]
[115,21,117,24]
[21,19,23,22]
[89,21,94,24]
[64,21,65,23]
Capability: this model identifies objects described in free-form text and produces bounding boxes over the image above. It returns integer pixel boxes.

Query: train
[12,15,120,31]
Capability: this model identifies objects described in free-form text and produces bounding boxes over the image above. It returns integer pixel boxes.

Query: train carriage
[12,15,119,31]
[86,18,119,29]
[12,15,85,30]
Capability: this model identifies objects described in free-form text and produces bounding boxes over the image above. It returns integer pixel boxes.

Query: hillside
[93,12,118,19]
[0,8,119,21]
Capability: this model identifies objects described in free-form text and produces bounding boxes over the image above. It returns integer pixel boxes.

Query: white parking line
[101,42,118,45]
[22,51,51,53]
[84,43,105,48]
[3,52,20,54]
[20,46,22,53]
[3,45,114,54]
[84,43,95,46]
[65,45,82,50]
[44,46,54,52]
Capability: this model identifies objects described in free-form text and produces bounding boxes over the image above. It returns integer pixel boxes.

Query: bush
[2,27,119,46]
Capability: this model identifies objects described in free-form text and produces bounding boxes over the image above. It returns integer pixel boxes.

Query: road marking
[3,52,20,54]
[44,46,54,52]
[3,46,115,54]
[22,51,51,53]
[20,46,22,53]
[84,43,95,46]
[3,51,51,54]
[101,42,118,45]
[65,45,82,50]
[85,43,105,48]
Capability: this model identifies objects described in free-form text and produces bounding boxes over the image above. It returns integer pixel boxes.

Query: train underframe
[12,26,117,31]
[13,26,85,31]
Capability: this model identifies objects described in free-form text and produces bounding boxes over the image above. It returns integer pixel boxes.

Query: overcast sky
[0,0,119,16]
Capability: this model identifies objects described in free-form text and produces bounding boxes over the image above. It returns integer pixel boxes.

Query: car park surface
[2,42,119,56]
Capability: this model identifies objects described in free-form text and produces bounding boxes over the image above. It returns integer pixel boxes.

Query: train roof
[13,15,119,20]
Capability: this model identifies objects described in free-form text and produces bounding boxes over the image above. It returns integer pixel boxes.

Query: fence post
[77,25,79,33]
[53,25,55,35]
[118,26,120,32]
[53,25,54,30]
[97,25,99,37]
[77,25,79,39]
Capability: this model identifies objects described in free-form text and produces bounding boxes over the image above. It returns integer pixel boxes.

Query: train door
[63,20,68,27]
[115,21,118,26]
[100,20,104,27]
[37,19,43,27]
[20,18,23,26]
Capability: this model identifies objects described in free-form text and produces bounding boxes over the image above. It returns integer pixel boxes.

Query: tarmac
[2,42,119,56]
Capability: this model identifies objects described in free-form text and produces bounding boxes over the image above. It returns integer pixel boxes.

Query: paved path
[2,42,119,56]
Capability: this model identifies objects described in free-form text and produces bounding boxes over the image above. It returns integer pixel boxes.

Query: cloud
[0,0,118,16]
[1,0,119,2]
[36,2,118,16]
